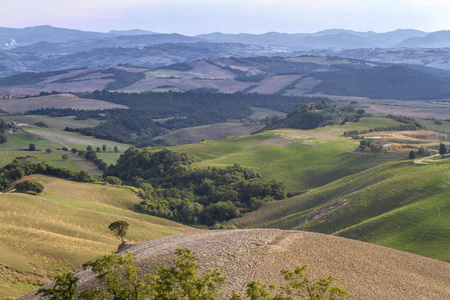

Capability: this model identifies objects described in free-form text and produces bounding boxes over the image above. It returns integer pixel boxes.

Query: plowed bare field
[21,229,450,300]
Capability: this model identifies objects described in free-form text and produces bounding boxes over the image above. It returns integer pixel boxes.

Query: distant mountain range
[1,26,450,78]
[1,26,449,53]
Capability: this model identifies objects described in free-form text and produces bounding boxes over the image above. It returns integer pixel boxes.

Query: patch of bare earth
[275,129,340,142]
[0,94,128,113]
[249,75,303,94]
[302,199,347,225]
[257,138,290,147]
[124,78,255,93]
[21,230,450,300]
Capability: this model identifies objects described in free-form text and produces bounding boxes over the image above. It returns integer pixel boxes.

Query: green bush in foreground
[37,248,349,300]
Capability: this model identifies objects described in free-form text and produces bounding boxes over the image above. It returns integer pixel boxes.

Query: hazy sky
[3,0,449,35]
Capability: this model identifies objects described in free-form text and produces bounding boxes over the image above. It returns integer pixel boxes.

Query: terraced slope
[0,175,196,299]
[21,230,450,300]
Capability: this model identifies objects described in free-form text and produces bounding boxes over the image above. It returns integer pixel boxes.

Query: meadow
[231,159,450,262]
[0,126,131,176]
[175,117,406,192]
[0,175,196,299]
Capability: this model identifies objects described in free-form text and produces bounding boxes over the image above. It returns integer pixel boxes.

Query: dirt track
[20,229,450,299]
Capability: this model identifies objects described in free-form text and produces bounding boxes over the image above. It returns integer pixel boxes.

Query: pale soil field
[368,130,447,145]
[114,66,149,73]
[39,69,103,84]
[42,79,114,93]
[285,56,355,65]
[249,107,287,120]
[153,123,264,145]
[1,115,101,131]
[124,74,304,94]
[21,230,450,300]
[306,94,450,120]
[212,59,263,74]
[284,77,322,95]
[249,75,303,94]
[0,87,43,97]
[124,78,255,93]
[0,94,127,113]
[154,61,236,79]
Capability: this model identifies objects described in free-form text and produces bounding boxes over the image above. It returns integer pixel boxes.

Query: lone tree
[108,221,129,243]
[29,143,36,151]
[62,154,69,161]
[102,144,107,152]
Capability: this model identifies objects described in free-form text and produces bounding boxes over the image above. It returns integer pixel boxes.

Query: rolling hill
[0,175,196,299]
[231,159,450,262]
[3,55,450,101]
[20,229,450,299]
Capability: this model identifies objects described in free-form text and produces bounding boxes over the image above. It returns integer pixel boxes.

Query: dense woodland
[105,148,286,226]
[29,91,327,145]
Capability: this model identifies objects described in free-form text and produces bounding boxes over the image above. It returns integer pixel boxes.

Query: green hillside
[0,175,196,299]
[174,117,404,192]
[231,159,450,262]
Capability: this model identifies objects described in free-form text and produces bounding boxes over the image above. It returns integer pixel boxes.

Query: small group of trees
[0,155,95,190]
[77,148,108,172]
[0,118,10,144]
[357,139,384,153]
[38,248,350,300]
[105,148,287,226]
[14,180,44,195]
[409,146,432,159]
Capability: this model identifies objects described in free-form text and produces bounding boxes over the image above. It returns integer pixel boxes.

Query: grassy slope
[231,159,450,262]
[153,123,264,146]
[175,117,403,192]
[0,128,131,177]
[1,115,101,131]
[0,175,196,299]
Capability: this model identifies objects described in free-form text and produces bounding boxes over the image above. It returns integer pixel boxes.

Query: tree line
[0,155,95,191]
[26,90,326,145]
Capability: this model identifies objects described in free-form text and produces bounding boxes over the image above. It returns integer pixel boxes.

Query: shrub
[39,249,350,300]
[0,133,7,144]
[104,176,122,185]
[15,180,44,195]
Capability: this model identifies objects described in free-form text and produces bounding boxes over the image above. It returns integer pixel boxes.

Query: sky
[3,0,449,35]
